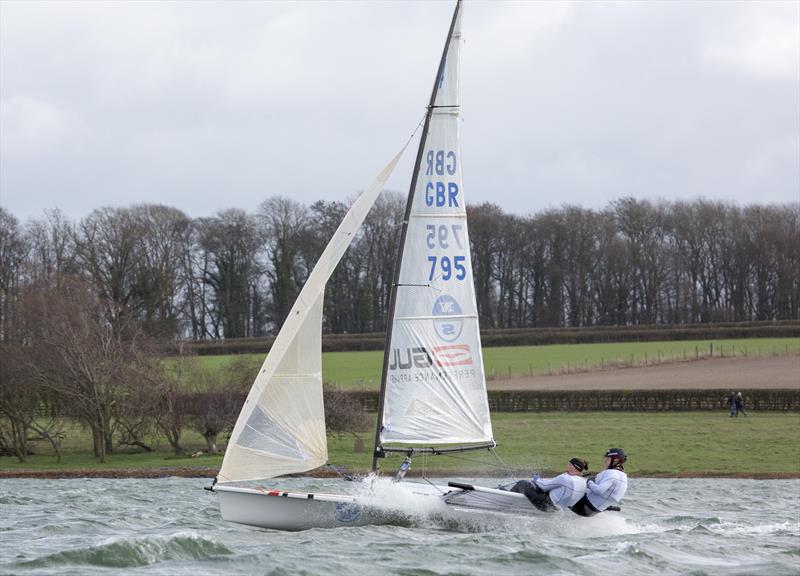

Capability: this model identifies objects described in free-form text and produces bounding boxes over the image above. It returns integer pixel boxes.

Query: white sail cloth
[218,149,405,483]
[380,6,494,446]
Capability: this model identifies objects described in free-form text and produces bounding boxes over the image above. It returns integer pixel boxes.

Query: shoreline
[1,467,797,480]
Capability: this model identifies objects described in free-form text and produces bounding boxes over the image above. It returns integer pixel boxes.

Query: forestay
[218,150,405,483]
[378,5,494,447]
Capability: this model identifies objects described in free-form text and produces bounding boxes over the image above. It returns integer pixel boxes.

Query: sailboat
[212,1,535,531]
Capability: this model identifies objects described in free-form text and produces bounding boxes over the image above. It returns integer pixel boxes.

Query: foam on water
[345,474,641,538]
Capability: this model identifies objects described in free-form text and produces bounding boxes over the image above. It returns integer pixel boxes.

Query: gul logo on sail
[388,345,472,370]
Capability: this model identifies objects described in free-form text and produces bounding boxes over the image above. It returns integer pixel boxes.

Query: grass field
[193,338,800,389]
[3,412,798,477]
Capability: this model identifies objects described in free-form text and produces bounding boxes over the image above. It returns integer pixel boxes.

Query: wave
[17,532,233,568]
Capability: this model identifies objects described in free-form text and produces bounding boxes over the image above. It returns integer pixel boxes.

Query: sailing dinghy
[212,1,542,530]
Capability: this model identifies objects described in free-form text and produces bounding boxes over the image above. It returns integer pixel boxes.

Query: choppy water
[1,477,798,575]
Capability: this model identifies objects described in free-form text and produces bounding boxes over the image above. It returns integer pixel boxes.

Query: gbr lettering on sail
[424,149,460,208]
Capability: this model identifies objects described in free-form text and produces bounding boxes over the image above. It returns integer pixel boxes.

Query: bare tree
[25,209,76,291]
[0,343,64,462]
[186,356,255,454]
[73,207,140,336]
[257,197,309,333]
[181,226,212,340]
[197,209,261,338]
[114,353,166,453]
[323,384,370,438]
[0,208,28,342]
[18,277,148,462]
[468,203,504,327]
[129,204,193,338]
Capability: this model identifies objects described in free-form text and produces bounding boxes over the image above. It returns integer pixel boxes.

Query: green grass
[4,412,798,477]
[191,337,800,390]
[332,412,800,476]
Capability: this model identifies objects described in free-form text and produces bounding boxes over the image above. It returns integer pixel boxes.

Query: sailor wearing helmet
[569,448,628,517]
[507,457,589,512]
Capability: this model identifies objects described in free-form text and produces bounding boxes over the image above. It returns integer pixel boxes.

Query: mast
[372,0,463,472]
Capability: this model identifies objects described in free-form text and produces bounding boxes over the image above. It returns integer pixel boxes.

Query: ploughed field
[487,355,800,391]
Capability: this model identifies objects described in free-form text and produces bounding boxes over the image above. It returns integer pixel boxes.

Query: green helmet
[604,448,627,463]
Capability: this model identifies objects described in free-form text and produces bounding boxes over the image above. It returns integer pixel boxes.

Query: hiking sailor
[570,448,628,517]
[509,457,589,512]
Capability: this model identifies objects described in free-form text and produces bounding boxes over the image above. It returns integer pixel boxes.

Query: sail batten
[374,1,494,464]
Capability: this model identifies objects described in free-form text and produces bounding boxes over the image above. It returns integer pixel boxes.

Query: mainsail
[218,150,405,483]
[374,2,494,461]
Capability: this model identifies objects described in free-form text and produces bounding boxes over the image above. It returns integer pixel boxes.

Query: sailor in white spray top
[507,458,588,512]
[531,458,589,510]
[570,448,628,516]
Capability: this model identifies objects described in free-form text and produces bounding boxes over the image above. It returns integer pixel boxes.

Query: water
[1,477,798,575]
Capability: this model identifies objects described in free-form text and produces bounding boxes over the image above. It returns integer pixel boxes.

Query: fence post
[710,342,713,357]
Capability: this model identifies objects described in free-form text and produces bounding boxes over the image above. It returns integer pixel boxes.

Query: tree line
[0,196,797,462]
[1,197,798,344]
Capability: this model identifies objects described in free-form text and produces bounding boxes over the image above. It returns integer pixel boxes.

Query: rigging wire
[419,449,448,493]
[489,448,515,478]
[402,111,427,151]
[326,463,361,482]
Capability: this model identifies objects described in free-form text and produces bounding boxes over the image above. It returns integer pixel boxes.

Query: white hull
[215,484,394,531]
[215,480,541,531]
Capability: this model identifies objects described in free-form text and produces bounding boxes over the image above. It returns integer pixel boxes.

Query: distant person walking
[727,391,737,417]
[735,392,747,417]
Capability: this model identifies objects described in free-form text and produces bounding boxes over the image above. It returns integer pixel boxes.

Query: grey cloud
[1,1,797,223]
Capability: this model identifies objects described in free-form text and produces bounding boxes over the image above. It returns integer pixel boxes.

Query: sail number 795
[426,224,463,250]
[428,255,466,281]
[426,224,466,281]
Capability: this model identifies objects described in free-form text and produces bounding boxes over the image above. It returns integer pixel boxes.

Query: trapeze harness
[570,467,628,517]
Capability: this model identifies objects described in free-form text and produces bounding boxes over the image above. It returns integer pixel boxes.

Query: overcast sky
[2,1,798,223]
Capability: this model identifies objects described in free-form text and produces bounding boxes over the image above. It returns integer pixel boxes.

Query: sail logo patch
[432,344,472,366]
[432,295,463,342]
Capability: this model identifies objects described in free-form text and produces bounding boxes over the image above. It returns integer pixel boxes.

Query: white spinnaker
[218,149,405,483]
[380,7,494,446]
